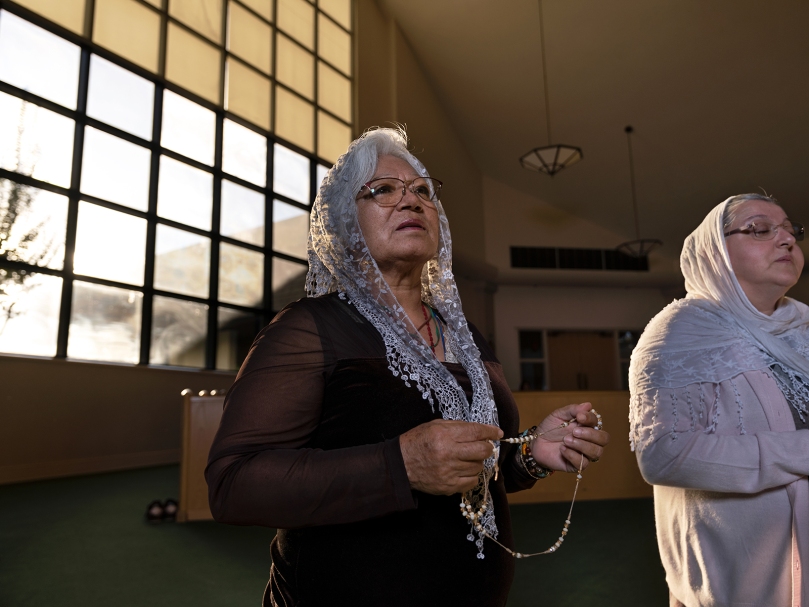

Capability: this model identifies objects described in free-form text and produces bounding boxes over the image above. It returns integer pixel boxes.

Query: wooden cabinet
[546,331,620,391]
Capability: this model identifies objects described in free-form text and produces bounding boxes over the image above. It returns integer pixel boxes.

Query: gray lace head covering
[306,126,499,557]
[630,196,809,449]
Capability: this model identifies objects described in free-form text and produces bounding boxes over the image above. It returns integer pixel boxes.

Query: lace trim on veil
[305,142,499,556]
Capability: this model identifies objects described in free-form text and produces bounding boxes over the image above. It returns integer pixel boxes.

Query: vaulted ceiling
[380,0,809,261]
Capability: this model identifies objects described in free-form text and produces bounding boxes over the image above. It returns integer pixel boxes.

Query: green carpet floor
[0,465,668,606]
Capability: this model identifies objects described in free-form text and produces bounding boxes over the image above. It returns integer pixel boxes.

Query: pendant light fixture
[616,126,662,258]
[519,0,582,176]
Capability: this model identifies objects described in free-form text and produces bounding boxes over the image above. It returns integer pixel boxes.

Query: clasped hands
[400,402,609,496]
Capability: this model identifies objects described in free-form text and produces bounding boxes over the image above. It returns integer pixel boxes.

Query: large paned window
[0,0,353,370]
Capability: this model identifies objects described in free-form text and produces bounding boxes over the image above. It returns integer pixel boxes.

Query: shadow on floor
[0,465,667,606]
[506,498,667,606]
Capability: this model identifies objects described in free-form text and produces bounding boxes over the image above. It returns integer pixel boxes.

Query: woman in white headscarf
[629,193,808,606]
[206,127,609,607]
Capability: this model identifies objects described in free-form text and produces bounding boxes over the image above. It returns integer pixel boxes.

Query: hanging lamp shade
[616,238,662,259]
[519,0,582,177]
[520,144,583,176]
[615,125,662,259]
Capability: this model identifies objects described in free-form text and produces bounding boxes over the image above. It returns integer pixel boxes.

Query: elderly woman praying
[629,193,808,606]
[205,127,609,607]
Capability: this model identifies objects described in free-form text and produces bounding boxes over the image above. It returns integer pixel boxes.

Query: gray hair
[722,193,780,232]
[317,126,428,243]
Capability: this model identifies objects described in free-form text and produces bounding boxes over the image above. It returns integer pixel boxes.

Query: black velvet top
[206,293,537,607]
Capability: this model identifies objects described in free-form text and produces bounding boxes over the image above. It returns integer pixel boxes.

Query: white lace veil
[630,196,809,448]
[305,127,500,557]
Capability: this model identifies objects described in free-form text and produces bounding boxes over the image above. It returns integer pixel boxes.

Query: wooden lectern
[177,389,226,522]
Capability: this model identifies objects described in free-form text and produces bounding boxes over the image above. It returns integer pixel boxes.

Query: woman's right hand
[399,419,503,495]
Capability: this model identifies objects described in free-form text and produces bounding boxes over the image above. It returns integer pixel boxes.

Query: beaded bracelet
[518,428,554,480]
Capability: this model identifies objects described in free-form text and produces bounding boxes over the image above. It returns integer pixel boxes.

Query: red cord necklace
[420,303,438,352]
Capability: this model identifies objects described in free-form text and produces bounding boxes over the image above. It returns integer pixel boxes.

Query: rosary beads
[460,409,603,559]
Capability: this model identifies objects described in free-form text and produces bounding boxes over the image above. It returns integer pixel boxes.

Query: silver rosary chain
[461,409,603,559]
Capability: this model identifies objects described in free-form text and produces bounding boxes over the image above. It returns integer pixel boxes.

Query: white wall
[482,173,681,277]
[484,174,626,266]
[482,173,679,388]
[494,284,671,389]
[0,355,234,484]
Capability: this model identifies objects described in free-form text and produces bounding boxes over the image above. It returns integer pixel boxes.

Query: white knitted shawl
[629,197,809,450]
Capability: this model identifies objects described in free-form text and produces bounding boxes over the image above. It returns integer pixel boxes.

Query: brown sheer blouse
[206,293,537,607]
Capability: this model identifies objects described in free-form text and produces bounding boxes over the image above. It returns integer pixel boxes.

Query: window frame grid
[0,0,350,369]
[517,329,549,391]
[1,0,354,155]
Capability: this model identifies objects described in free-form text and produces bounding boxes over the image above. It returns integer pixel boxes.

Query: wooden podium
[177,389,226,522]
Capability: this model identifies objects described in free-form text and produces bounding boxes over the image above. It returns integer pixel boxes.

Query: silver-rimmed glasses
[357,177,443,208]
[724,220,805,242]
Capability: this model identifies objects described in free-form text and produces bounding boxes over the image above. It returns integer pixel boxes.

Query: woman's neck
[754,297,782,316]
[386,279,424,320]
[382,267,446,362]
[739,281,786,316]
[382,266,427,320]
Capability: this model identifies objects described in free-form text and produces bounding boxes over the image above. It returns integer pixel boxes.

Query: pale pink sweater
[632,369,809,607]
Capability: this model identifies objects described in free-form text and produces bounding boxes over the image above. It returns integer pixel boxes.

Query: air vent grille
[510,247,649,271]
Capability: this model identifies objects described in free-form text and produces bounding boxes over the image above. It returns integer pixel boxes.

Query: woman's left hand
[529,402,609,473]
